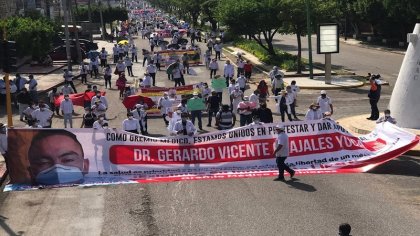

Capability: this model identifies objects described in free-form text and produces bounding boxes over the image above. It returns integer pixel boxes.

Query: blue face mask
[35,164,84,185]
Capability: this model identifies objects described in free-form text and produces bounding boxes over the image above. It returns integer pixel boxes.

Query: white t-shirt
[122,118,140,132]
[31,109,53,127]
[317,96,332,114]
[276,132,289,157]
[237,77,246,89]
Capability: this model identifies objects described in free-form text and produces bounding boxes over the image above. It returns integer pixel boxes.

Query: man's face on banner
[28,135,89,185]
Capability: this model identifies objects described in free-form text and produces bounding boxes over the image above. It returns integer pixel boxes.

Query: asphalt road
[0,30,418,236]
[273,34,405,84]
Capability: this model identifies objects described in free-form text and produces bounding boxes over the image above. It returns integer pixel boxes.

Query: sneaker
[290,170,295,178]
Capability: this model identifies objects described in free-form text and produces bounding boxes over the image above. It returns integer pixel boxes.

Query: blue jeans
[191,110,202,129]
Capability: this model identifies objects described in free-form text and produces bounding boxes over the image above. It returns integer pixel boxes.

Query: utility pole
[71,0,82,63]
[88,0,93,41]
[2,30,13,127]
[63,0,72,70]
[98,0,105,40]
[305,0,314,79]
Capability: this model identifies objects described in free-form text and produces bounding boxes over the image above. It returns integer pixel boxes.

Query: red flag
[54,91,106,108]
[122,95,155,109]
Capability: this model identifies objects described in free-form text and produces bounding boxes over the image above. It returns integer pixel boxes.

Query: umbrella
[166,62,178,74]
[178,38,188,45]
[118,40,129,45]
[159,40,169,46]
[87,50,100,59]
[167,44,180,49]
[122,95,155,109]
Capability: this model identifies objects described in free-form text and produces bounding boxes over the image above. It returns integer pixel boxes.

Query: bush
[233,38,304,71]
[0,17,58,59]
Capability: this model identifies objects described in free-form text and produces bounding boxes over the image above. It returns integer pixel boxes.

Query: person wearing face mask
[230,85,244,114]
[60,94,74,128]
[273,124,295,181]
[376,109,397,124]
[61,83,74,96]
[173,112,197,136]
[157,92,173,126]
[201,83,212,102]
[132,104,148,135]
[28,130,89,186]
[93,115,109,129]
[81,107,97,128]
[305,103,322,120]
[31,103,53,128]
[286,85,298,120]
[223,60,234,86]
[23,102,39,125]
[122,112,141,134]
[91,92,108,109]
[317,90,333,116]
[188,92,204,130]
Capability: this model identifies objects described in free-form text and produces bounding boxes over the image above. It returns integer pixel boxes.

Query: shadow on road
[0,215,24,236]
[368,155,420,177]
[284,178,317,192]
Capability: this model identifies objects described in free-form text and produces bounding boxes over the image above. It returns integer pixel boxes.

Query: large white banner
[5,120,419,191]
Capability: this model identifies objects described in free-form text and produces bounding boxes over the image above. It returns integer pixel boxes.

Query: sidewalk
[337,114,420,156]
[339,37,406,55]
[224,46,364,90]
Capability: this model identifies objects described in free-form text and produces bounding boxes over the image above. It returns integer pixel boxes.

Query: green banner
[211,78,227,90]
[187,98,206,111]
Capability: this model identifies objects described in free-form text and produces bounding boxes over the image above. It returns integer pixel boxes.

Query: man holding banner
[187,92,206,130]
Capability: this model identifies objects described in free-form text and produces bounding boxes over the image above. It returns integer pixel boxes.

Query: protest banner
[5,121,419,191]
[122,84,201,116]
[159,49,201,67]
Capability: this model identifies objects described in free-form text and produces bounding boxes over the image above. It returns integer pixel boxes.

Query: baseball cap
[275,124,285,130]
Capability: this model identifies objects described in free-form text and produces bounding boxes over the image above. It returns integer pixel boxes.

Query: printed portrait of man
[27,130,89,185]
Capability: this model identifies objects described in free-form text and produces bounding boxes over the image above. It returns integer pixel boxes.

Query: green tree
[0,17,57,60]
[278,0,337,73]
[217,0,282,56]
[201,0,219,30]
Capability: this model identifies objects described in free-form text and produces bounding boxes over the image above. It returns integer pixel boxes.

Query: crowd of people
[0,3,398,138]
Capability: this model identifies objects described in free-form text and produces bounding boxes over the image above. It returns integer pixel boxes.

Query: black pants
[143,57,148,67]
[174,77,182,87]
[90,66,98,78]
[113,55,119,63]
[279,105,292,122]
[225,76,232,86]
[132,53,138,62]
[180,74,185,85]
[162,114,169,125]
[81,74,87,84]
[65,80,77,93]
[276,156,294,179]
[126,66,133,76]
[149,73,156,86]
[215,51,221,60]
[156,63,161,71]
[208,46,213,54]
[191,110,202,129]
[370,98,379,119]
[100,59,107,67]
[208,109,218,125]
[127,130,138,134]
[104,75,111,88]
[210,69,217,78]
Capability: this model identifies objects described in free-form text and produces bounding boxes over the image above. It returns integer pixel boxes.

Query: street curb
[222,49,365,90]
[340,38,406,56]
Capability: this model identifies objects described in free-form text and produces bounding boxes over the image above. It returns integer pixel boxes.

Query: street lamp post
[63,0,72,71]
[305,0,314,79]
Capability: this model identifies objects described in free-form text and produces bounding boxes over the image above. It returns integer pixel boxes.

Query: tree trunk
[296,32,302,74]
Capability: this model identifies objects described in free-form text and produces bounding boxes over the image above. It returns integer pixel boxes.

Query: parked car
[48,45,87,62]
